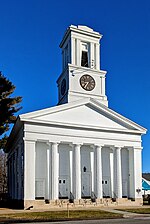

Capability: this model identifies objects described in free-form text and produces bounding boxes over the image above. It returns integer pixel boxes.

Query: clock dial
[80,75,95,91]
[61,78,66,96]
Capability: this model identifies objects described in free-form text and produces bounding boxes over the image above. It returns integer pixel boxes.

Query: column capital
[73,143,82,147]
[95,145,104,149]
[115,147,122,150]
[23,137,36,143]
[46,142,51,146]
[133,147,143,151]
[51,142,60,146]
[111,146,123,151]
[69,143,73,147]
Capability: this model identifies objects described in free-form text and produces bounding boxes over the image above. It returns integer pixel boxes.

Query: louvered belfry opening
[81,51,88,67]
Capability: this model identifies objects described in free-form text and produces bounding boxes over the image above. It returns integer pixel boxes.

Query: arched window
[83,166,87,172]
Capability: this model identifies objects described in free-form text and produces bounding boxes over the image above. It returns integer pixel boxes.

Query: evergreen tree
[0,72,22,149]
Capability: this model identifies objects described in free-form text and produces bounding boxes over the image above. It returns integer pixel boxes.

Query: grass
[0,210,123,223]
[117,208,150,214]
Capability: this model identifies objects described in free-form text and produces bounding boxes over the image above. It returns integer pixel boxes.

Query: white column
[95,43,100,70]
[90,42,95,68]
[46,143,51,200]
[110,151,114,198]
[90,151,94,192]
[134,148,142,199]
[24,140,36,200]
[76,39,81,66]
[71,37,75,65]
[69,150,73,194]
[47,149,50,199]
[68,39,71,63]
[74,144,81,199]
[101,77,105,96]
[129,147,142,199]
[51,142,59,200]
[96,146,103,198]
[114,147,122,198]
[129,148,134,198]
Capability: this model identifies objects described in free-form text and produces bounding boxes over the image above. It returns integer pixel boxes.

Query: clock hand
[84,82,89,88]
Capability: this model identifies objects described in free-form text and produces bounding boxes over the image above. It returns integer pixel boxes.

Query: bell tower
[57,25,108,106]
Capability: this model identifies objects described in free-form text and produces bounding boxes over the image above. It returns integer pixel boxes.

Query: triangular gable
[20,98,146,133]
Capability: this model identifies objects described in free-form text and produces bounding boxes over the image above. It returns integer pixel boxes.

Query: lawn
[117,208,150,214]
[0,210,123,223]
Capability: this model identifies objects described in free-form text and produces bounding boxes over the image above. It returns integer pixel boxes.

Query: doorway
[59,177,69,198]
[35,179,45,199]
[82,172,91,198]
[102,177,110,197]
[122,179,128,197]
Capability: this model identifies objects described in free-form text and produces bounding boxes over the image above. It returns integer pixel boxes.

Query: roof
[60,25,102,48]
[142,178,150,190]
[142,173,150,181]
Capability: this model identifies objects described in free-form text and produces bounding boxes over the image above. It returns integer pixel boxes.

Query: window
[81,51,88,67]
[81,42,89,67]
[83,166,87,172]
[59,180,61,184]
[63,180,65,184]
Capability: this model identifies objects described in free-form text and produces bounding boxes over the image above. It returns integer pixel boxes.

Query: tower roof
[60,25,102,48]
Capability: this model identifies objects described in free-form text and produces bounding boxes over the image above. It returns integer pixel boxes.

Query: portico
[22,135,142,203]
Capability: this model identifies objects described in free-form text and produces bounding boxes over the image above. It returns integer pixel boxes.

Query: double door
[35,179,45,199]
[59,176,69,198]
[82,172,91,197]
[102,177,111,197]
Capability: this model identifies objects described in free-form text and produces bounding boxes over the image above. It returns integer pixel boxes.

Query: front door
[122,179,128,197]
[35,179,45,199]
[59,177,69,198]
[82,172,91,197]
[102,177,110,197]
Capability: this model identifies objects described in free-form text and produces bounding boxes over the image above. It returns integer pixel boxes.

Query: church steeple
[57,25,108,106]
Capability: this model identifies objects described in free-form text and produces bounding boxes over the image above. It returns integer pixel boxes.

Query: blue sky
[0,0,150,172]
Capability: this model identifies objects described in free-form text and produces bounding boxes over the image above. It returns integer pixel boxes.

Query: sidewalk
[100,207,150,218]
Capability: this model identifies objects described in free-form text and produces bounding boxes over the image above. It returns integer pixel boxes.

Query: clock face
[80,75,95,91]
[61,78,66,96]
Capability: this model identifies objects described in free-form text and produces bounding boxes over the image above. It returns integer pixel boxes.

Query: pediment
[20,98,146,133]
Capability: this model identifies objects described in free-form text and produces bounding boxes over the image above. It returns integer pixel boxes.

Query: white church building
[6,25,146,209]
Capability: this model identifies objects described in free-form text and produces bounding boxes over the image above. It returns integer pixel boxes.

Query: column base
[96,198,103,204]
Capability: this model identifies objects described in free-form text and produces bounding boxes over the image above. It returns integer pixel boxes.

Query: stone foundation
[23,197,143,209]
